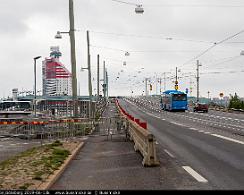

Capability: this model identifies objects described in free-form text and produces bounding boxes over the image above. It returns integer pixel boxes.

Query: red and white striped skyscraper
[42,46,72,96]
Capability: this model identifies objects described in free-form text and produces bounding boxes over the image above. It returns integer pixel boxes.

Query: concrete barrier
[116,100,159,167]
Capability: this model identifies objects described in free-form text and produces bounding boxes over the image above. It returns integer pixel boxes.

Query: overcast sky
[1,0,244,99]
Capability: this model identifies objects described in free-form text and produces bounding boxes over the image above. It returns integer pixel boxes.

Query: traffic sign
[175,80,178,84]
[219,92,224,98]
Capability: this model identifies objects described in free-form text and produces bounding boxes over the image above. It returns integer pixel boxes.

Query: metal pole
[34,59,37,118]
[103,61,106,98]
[69,0,78,117]
[87,30,92,119]
[97,54,100,98]
[176,67,178,84]
[196,60,200,102]
[164,72,166,92]
[159,78,162,94]
[145,78,148,96]
[106,69,108,98]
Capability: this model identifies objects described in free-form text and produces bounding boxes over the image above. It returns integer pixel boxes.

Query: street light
[54,31,70,39]
[135,4,144,14]
[34,56,42,118]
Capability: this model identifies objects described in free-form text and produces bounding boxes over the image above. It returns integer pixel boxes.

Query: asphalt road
[0,137,45,162]
[119,97,244,190]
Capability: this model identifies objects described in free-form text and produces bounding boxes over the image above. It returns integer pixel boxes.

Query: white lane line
[164,149,175,158]
[0,145,3,147]
[10,144,16,146]
[189,127,198,131]
[23,143,29,145]
[182,166,208,183]
[211,134,244,145]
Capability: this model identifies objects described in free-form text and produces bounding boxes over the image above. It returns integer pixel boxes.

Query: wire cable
[111,0,137,6]
[180,29,244,67]
[90,30,214,44]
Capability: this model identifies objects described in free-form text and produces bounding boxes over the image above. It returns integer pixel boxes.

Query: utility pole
[86,30,92,119]
[196,60,202,102]
[176,67,178,84]
[106,69,108,98]
[103,61,106,98]
[164,72,166,92]
[145,78,149,96]
[175,67,179,91]
[207,91,210,103]
[189,79,193,97]
[97,54,100,99]
[69,0,78,117]
[159,77,162,94]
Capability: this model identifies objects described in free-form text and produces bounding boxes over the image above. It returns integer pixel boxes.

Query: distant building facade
[42,47,72,96]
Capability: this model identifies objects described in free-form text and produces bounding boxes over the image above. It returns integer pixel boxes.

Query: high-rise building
[42,47,72,96]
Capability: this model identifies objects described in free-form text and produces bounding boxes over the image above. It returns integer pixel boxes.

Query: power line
[111,0,137,6]
[204,55,241,68]
[90,44,204,53]
[90,30,214,43]
[144,4,244,8]
[110,0,244,8]
[180,29,244,67]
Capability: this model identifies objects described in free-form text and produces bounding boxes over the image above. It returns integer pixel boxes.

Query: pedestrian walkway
[50,102,163,190]
[50,101,201,190]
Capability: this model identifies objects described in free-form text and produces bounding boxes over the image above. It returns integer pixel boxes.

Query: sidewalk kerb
[38,141,85,190]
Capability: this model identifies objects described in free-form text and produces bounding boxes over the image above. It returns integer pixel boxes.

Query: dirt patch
[0,139,81,190]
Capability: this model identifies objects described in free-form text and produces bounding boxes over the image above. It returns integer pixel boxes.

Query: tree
[229,93,242,109]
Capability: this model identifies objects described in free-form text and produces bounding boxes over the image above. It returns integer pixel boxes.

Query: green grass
[0,140,72,190]
[19,183,32,190]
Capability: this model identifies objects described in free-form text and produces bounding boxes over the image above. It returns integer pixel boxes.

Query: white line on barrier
[182,166,208,183]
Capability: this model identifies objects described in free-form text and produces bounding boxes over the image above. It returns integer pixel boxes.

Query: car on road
[193,103,208,113]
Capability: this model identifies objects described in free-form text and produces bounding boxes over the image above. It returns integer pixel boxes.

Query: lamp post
[34,56,41,118]
[55,0,78,117]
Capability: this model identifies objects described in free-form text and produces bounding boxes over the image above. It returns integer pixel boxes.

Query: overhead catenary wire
[180,29,244,68]
[111,0,137,6]
[90,30,214,44]
[90,44,205,53]
[110,0,244,8]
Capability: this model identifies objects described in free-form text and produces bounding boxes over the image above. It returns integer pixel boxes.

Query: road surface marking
[0,145,3,147]
[10,144,16,146]
[203,132,211,134]
[23,143,29,145]
[189,127,198,131]
[211,134,244,145]
[182,166,208,183]
[155,141,159,145]
[164,149,175,158]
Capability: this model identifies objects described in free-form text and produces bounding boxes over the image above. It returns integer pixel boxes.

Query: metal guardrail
[116,100,160,167]
[0,118,95,141]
